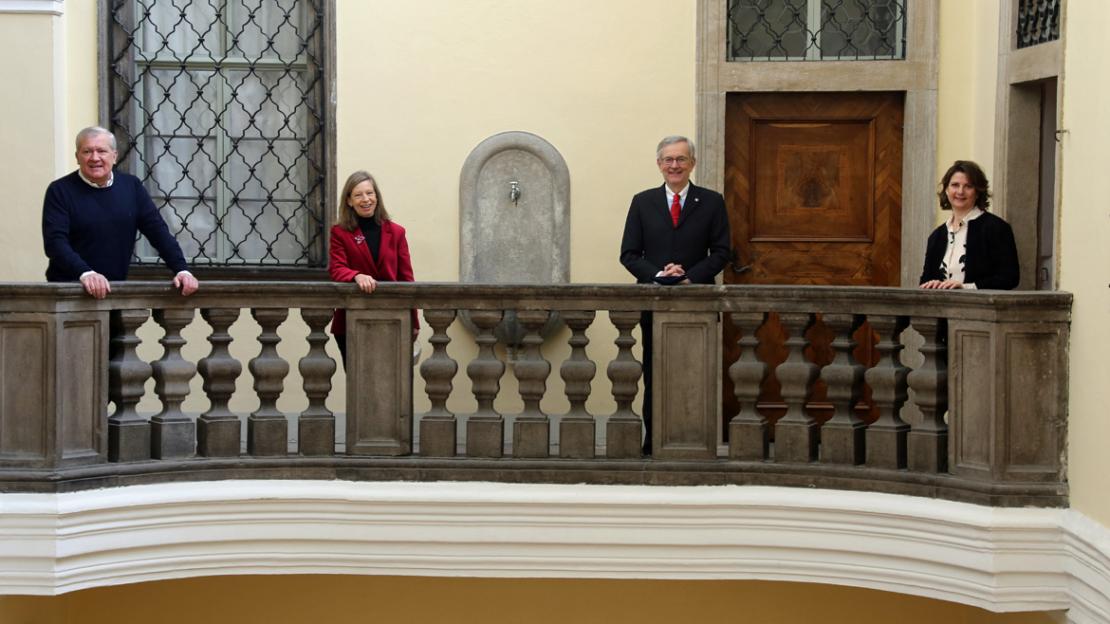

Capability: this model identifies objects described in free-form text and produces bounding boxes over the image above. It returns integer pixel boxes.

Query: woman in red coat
[329,170,416,363]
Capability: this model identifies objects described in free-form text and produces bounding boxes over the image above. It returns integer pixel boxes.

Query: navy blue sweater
[42,171,188,282]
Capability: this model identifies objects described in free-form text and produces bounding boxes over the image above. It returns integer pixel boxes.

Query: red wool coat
[328,222,417,335]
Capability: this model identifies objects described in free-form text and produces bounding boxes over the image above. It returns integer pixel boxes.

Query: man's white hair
[75,126,117,151]
[656,135,695,160]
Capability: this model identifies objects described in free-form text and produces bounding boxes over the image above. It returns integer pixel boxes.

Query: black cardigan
[919,210,1019,290]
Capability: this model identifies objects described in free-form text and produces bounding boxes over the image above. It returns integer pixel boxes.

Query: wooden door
[721,92,904,430]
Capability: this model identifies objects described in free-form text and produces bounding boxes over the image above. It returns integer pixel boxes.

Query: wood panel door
[721,92,904,432]
[725,92,903,285]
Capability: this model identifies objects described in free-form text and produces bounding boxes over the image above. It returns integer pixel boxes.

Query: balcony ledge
[0,481,1107,622]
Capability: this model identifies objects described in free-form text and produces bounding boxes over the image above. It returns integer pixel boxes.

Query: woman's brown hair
[337,170,391,231]
[938,160,992,211]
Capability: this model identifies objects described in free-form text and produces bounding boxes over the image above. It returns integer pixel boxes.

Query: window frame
[96,0,337,279]
[726,0,907,62]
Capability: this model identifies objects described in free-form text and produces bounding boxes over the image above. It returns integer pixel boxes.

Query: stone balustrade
[0,282,1070,506]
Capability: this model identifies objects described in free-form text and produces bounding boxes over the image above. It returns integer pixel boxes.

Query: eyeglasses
[659,156,690,166]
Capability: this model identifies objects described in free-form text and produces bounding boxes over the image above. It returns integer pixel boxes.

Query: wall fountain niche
[459,131,570,357]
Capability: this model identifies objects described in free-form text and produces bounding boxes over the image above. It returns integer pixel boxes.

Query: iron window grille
[1017,0,1060,49]
[106,0,330,268]
[727,0,906,61]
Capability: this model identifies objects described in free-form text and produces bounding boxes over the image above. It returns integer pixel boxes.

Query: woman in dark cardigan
[920,160,1019,290]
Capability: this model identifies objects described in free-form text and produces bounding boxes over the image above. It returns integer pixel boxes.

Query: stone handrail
[0,282,1070,505]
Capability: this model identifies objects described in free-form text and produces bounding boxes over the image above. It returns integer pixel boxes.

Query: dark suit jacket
[328,222,416,334]
[619,183,731,284]
[919,210,1019,290]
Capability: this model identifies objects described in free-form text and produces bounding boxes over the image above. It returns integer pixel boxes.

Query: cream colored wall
[1056,0,1110,526]
[63,1,98,163]
[936,0,999,195]
[336,0,695,416]
[335,0,694,285]
[0,11,62,281]
[0,575,1061,624]
[0,3,98,281]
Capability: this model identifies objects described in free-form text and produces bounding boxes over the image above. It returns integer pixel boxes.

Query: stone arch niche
[459,131,570,353]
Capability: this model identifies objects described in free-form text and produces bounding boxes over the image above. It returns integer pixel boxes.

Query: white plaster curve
[0,1,63,15]
[0,481,1107,622]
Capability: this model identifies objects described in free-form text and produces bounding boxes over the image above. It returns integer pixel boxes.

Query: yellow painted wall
[0,576,1060,624]
[63,1,98,163]
[336,0,694,286]
[1056,0,1110,526]
[0,12,61,282]
[936,0,999,190]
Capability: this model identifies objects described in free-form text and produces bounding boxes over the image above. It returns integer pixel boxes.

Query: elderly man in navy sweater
[42,126,198,299]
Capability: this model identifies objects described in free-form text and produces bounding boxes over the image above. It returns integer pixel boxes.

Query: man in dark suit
[619,135,730,455]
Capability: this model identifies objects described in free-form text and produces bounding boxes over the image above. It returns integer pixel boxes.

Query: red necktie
[670,192,681,227]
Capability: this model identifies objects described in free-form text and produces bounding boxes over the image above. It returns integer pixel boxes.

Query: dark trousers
[640,311,653,456]
[334,333,347,367]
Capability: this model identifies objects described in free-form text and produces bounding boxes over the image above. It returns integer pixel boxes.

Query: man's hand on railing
[173,271,199,296]
[79,271,111,299]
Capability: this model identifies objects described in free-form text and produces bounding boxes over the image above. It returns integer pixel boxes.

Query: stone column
[197,308,242,457]
[150,308,197,459]
[819,314,866,465]
[947,311,1069,485]
[653,311,720,460]
[773,313,819,462]
[0,309,107,468]
[865,315,910,469]
[465,309,504,458]
[298,308,336,456]
[728,312,769,461]
[907,317,947,473]
[606,310,643,459]
[109,309,152,462]
[559,311,596,459]
[346,309,413,456]
[512,310,551,458]
[419,309,458,457]
[248,308,289,456]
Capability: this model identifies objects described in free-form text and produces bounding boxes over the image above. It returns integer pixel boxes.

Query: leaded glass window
[106,0,329,267]
[728,0,906,61]
[1017,0,1060,49]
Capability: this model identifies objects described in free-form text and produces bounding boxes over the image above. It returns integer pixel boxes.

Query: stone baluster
[108,309,153,462]
[773,313,820,462]
[907,317,948,473]
[298,308,336,456]
[248,308,289,456]
[466,309,505,458]
[150,309,197,459]
[819,314,867,465]
[606,310,643,459]
[728,312,769,460]
[559,311,597,459]
[419,309,458,457]
[197,308,242,457]
[512,310,552,458]
[865,315,910,469]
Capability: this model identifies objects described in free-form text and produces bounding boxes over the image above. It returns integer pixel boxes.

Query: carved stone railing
[0,283,1070,506]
